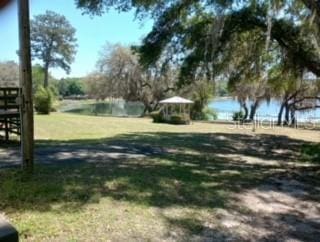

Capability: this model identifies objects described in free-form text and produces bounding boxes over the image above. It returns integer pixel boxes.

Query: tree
[89,43,177,113]
[97,43,142,101]
[75,0,320,79]
[0,61,19,87]
[85,72,110,100]
[57,78,85,97]
[187,80,215,120]
[30,10,77,88]
[226,30,274,121]
[215,79,229,97]
[77,0,320,123]
[269,63,320,126]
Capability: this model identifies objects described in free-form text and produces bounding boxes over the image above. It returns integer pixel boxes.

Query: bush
[34,87,53,114]
[150,111,164,123]
[191,107,217,121]
[203,107,218,121]
[232,111,245,121]
[169,114,190,125]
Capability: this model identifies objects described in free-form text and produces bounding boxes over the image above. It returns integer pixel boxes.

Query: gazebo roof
[159,96,194,104]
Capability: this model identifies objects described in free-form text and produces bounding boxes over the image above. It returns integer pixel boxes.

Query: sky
[0,0,153,79]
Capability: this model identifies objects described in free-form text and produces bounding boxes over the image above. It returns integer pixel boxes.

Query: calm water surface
[209,98,320,121]
[62,98,320,122]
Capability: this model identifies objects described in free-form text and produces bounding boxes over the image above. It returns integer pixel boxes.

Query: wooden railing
[0,88,21,141]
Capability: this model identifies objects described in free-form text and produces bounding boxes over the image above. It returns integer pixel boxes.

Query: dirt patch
[205,174,320,242]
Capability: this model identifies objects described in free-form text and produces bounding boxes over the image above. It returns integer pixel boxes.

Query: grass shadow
[0,131,319,240]
[1,132,318,212]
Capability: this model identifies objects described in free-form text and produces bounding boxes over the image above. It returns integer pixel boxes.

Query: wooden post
[18,0,34,171]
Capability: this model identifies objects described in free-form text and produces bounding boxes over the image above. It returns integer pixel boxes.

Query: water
[63,101,145,117]
[62,98,320,122]
[209,98,320,122]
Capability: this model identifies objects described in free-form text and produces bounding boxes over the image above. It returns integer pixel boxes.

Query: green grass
[0,113,319,241]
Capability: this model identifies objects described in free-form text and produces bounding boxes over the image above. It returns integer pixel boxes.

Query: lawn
[0,113,320,241]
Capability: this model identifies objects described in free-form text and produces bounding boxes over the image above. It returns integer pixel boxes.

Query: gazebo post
[165,104,168,119]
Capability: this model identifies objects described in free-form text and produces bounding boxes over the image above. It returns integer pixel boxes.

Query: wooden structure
[0,88,21,141]
[0,0,34,170]
[18,0,34,170]
[159,96,194,123]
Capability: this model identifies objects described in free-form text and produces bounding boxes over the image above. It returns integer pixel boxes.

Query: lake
[62,98,320,122]
[62,101,145,117]
[209,98,320,122]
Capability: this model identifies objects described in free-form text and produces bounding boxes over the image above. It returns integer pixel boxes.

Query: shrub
[203,107,218,121]
[191,107,217,121]
[232,111,245,121]
[150,111,164,123]
[34,87,53,114]
[169,114,190,125]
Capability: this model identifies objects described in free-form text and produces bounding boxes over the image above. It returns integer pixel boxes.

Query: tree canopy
[75,0,320,82]
[86,43,177,113]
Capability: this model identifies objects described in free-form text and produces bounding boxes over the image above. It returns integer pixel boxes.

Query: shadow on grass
[0,132,319,240]
[1,132,319,209]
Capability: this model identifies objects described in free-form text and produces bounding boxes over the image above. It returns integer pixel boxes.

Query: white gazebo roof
[159,96,194,104]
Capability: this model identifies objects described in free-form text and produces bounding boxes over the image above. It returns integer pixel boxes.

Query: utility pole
[18,0,34,172]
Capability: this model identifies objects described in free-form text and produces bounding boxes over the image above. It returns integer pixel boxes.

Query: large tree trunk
[284,103,290,126]
[249,100,259,121]
[240,101,249,121]
[142,100,154,115]
[277,101,286,126]
[290,107,297,127]
[143,105,152,115]
[43,63,49,88]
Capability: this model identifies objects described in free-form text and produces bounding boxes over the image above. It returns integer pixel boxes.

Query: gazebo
[159,96,194,123]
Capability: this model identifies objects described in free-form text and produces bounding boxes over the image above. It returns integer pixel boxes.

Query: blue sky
[0,0,152,78]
